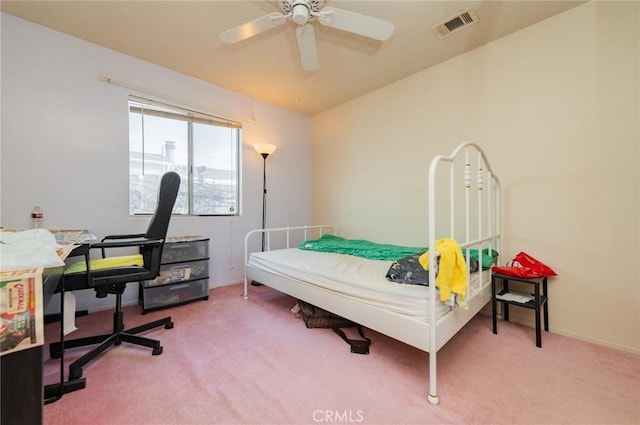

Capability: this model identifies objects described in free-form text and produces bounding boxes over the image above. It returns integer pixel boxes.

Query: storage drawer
[141,278,209,310]
[144,259,209,287]
[161,239,209,263]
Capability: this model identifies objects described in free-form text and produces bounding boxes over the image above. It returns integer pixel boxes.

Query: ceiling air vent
[432,7,479,39]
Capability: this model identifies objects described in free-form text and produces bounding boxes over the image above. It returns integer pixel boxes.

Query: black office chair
[50,171,180,381]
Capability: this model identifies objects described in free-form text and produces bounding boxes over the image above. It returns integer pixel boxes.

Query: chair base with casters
[49,283,174,380]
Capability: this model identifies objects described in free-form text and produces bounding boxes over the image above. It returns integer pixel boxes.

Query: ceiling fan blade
[318,7,395,41]
[219,12,286,44]
[295,24,319,71]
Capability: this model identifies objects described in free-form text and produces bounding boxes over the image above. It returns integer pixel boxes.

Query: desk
[1,344,45,425]
[1,267,63,425]
[1,240,90,425]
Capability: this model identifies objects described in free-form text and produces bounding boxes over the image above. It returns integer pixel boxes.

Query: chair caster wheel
[152,346,163,355]
[165,322,174,329]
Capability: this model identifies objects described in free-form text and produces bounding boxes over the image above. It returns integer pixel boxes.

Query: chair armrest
[91,238,164,250]
[97,236,162,258]
[75,238,164,272]
[102,233,146,241]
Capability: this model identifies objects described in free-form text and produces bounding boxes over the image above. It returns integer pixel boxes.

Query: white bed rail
[243,225,336,299]
[426,142,501,405]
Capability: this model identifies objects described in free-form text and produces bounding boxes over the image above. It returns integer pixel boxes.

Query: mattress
[248,248,490,322]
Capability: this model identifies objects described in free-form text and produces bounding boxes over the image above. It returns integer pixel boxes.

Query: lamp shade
[254,143,277,156]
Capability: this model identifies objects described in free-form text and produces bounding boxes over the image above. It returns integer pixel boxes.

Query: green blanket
[298,234,498,267]
[298,234,424,261]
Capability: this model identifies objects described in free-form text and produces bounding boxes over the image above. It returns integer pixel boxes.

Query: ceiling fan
[218,0,395,71]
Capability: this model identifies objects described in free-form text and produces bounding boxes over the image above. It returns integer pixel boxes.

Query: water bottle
[31,206,43,228]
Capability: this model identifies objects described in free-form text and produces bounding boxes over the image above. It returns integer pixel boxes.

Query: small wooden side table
[491,273,549,348]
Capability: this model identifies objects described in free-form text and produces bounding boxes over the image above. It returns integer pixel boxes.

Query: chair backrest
[142,171,180,271]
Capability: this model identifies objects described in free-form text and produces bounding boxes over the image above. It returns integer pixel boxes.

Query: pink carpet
[43,283,639,424]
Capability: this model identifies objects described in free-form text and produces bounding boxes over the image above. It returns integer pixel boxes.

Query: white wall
[0,13,312,312]
[312,2,639,353]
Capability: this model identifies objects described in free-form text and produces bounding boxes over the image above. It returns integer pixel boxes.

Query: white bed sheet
[249,248,489,322]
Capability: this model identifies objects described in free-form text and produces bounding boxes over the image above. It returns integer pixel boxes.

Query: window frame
[128,95,242,217]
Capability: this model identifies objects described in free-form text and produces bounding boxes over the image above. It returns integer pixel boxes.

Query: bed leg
[428,393,440,405]
[242,278,249,300]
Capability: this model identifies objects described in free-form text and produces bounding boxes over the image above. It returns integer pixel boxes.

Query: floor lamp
[254,143,277,252]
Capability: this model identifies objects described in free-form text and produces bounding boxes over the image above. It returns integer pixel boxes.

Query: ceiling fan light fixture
[220,0,394,70]
[292,3,311,25]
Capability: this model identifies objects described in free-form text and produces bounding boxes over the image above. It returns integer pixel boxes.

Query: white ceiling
[1,1,585,116]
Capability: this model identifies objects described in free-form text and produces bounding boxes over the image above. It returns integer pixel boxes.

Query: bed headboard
[425,140,501,316]
[427,142,500,254]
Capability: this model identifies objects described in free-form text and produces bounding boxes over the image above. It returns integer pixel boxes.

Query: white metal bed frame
[243,142,500,405]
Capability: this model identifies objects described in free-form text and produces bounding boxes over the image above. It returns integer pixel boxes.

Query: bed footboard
[243,225,335,299]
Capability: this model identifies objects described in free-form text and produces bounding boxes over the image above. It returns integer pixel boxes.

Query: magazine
[0,268,44,356]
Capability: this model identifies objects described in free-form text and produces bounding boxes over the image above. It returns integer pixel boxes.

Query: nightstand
[491,273,549,347]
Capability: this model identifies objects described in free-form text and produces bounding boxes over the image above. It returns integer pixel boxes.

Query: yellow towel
[65,254,144,274]
[419,238,468,303]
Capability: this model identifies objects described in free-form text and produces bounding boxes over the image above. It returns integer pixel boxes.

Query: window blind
[129,95,242,129]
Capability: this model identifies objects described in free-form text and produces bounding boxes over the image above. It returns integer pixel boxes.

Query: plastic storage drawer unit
[141,279,209,311]
[139,236,210,313]
[161,238,209,263]
[145,259,209,287]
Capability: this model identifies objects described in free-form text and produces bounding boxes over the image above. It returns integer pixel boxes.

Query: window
[128,96,241,216]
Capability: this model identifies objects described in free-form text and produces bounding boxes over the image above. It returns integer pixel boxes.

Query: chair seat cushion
[65,254,144,274]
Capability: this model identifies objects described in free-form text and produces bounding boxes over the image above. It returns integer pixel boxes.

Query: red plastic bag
[492,265,543,278]
[492,251,557,278]
[513,252,557,276]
